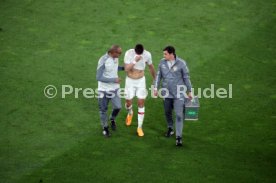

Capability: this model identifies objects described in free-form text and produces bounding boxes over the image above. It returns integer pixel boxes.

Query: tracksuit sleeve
[182,63,192,92]
[96,62,117,83]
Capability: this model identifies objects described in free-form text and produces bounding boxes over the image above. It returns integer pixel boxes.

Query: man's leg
[174,98,184,145]
[136,83,148,136]
[125,99,133,126]
[125,77,134,126]
[98,92,110,136]
[164,98,174,129]
[110,90,122,130]
[164,98,174,137]
[136,76,147,136]
[136,98,145,136]
[125,99,133,115]
[137,98,145,128]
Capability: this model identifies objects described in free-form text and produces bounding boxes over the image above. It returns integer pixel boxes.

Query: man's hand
[154,88,158,97]
[135,55,142,62]
[187,92,193,99]
[115,78,121,83]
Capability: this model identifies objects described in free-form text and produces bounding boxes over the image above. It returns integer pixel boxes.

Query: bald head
[108,45,120,53]
[107,45,122,58]
[108,45,122,58]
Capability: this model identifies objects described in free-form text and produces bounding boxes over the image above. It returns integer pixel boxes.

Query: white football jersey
[124,49,152,71]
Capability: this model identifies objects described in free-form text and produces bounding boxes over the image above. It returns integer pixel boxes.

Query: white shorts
[125,76,147,100]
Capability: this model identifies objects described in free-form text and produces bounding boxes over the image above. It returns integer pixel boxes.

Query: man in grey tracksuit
[96,45,124,137]
[154,46,193,146]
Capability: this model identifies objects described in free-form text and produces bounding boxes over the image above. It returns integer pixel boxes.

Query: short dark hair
[134,44,144,55]
[163,46,176,58]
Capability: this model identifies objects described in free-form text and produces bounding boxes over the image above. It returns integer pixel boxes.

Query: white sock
[125,104,133,115]
[138,107,145,128]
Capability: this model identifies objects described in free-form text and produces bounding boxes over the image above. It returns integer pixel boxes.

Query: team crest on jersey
[162,64,166,69]
[173,66,178,72]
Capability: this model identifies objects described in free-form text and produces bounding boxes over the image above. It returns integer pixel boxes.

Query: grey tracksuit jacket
[154,57,192,98]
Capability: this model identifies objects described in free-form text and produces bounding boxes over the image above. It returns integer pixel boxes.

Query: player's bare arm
[148,64,156,81]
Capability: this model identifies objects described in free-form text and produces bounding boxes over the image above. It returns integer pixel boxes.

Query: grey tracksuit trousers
[98,90,121,128]
[164,98,185,137]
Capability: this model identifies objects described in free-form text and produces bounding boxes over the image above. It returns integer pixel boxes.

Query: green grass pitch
[0,0,275,182]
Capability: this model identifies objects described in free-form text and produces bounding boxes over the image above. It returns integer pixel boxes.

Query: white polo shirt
[124,49,153,71]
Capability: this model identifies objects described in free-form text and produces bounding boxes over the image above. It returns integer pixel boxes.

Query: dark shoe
[110,120,117,131]
[176,136,182,146]
[165,127,174,137]
[103,127,110,137]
